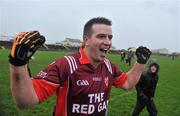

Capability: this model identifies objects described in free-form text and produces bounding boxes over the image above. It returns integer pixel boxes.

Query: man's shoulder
[68,51,80,61]
[55,51,80,63]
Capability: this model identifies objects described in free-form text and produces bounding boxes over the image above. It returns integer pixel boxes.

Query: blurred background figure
[171,52,176,61]
[126,50,133,66]
[120,49,126,62]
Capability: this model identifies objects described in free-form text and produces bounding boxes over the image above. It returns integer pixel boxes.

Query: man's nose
[103,38,111,45]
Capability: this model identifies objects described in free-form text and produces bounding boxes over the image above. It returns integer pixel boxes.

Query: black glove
[9,31,45,66]
[136,46,151,64]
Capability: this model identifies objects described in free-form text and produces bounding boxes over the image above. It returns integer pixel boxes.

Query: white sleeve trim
[64,56,78,74]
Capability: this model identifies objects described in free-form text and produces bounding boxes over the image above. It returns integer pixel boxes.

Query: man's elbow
[16,101,33,109]
[16,103,29,109]
[122,82,134,91]
[15,99,37,109]
[123,86,134,91]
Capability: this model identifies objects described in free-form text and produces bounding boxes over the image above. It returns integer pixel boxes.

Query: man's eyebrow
[96,34,113,39]
[96,34,106,37]
[97,34,106,36]
[97,34,112,36]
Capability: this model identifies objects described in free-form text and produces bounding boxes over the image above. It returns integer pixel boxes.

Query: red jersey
[32,47,127,116]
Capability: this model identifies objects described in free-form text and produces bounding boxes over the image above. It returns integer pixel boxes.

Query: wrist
[9,55,27,66]
[137,59,146,64]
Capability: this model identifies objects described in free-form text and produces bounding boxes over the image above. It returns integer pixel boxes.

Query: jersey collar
[79,47,91,64]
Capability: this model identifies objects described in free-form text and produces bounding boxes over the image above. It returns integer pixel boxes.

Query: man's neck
[83,47,100,68]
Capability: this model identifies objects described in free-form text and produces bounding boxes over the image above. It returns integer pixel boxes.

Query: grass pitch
[0,49,180,116]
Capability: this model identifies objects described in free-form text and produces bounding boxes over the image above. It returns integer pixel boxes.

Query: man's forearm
[123,62,144,90]
[9,64,39,108]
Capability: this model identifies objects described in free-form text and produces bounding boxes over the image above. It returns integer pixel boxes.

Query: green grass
[0,49,180,116]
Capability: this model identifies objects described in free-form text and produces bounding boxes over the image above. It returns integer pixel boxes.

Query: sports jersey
[32,47,128,116]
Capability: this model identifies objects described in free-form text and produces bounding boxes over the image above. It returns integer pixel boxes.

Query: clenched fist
[136,46,151,64]
[9,31,45,66]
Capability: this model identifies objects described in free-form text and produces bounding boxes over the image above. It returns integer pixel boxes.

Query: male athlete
[9,17,151,116]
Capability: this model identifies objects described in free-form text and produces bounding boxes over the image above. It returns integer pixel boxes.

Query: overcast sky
[0,0,179,52]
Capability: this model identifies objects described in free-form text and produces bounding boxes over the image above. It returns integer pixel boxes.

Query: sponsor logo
[77,80,89,86]
[93,77,102,82]
[37,71,48,78]
[72,92,109,114]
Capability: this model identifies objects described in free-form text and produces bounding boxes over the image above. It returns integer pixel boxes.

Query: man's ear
[83,35,90,46]
[83,35,89,42]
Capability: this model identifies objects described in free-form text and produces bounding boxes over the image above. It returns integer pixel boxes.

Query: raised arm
[122,46,151,90]
[10,64,39,108]
[9,31,45,108]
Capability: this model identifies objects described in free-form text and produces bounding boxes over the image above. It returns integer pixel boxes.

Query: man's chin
[94,57,105,63]
[99,56,106,62]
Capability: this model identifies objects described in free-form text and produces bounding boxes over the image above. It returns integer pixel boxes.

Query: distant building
[0,35,14,41]
[128,47,136,52]
[152,48,170,55]
[57,38,82,47]
[110,46,117,50]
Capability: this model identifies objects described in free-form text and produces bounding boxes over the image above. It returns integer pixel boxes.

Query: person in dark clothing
[132,59,160,116]
[126,50,133,66]
[120,51,126,62]
[171,53,176,60]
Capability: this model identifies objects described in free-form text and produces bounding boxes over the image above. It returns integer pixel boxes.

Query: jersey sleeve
[32,57,69,102]
[111,63,128,88]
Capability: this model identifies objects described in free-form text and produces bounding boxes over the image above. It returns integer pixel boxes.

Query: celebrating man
[9,17,151,116]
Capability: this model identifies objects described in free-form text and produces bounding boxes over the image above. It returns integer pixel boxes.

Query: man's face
[150,65,157,73]
[85,24,112,63]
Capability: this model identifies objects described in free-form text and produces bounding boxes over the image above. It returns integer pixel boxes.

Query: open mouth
[99,48,109,54]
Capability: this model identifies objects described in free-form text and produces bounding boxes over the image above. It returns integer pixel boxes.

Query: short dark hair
[83,17,112,37]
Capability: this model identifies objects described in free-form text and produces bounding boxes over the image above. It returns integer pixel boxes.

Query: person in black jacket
[126,50,133,66]
[132,59,160,116]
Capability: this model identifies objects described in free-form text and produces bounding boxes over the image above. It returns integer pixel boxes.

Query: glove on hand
[136,46,151,64]
[9,31,45,66]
